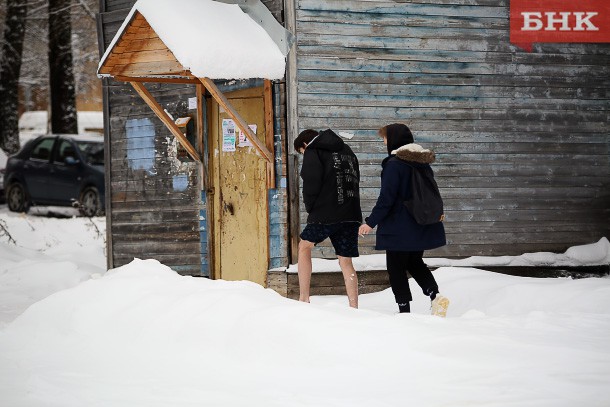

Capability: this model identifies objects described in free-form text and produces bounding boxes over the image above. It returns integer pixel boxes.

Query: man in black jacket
[294,129,362,308]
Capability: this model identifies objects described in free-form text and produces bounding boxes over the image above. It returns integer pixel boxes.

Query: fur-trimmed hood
[392,144,436,164]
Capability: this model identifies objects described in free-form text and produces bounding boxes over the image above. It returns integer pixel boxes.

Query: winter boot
[398,302,410,313]
[431,295,449,317]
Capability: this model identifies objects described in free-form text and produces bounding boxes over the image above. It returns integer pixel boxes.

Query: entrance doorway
[208,86,269,285]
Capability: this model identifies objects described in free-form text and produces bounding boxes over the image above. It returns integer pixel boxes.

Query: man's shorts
[300,222,360,258]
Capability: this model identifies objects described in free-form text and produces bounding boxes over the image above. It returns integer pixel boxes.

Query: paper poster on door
[237,124,257,147]
[222,119,236,152]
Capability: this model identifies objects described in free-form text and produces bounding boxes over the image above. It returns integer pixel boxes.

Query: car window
[29,138,55,161]
[56,140,78,163]
[75,141,104,166]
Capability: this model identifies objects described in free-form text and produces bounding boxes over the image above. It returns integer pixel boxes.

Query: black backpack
[402,163,444,225]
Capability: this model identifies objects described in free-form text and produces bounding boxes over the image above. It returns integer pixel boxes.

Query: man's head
[294,129,319,154]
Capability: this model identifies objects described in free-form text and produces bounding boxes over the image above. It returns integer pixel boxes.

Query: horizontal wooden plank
[112,240,201,254]
[111,191,198,204]
[298,93,608,112]
[297,8,507,29]
[296,66,610,90]
[357,196,610,212]
[358,175,608,192]
[110,178,201,193]
[111,222,202,235]
[298,117,608,132]
[112,231,200,243]
[298,46,610,69]
[109,49,179,66]
[297,18,509,40]
[111,210,199,223]
[297,80,609,100]
[341,140,609,155]
[293,129,609,144]
[113,38,168,54]
[297,0,509,18]
[298,105,609,122]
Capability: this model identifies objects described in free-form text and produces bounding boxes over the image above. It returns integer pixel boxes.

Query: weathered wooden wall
[290,0,610,258]
[98,0,289,275]
[98,1,205,275]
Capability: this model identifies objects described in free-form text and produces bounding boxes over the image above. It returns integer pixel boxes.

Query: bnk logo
[521,12,599,31]
[510,0,609,51]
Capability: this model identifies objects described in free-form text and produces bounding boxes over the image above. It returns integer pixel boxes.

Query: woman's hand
[358,224,373,237]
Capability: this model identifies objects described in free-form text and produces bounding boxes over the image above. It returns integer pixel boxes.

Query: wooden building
[97,0,610,293]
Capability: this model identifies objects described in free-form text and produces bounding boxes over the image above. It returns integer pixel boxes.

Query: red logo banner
[510,0,610,51]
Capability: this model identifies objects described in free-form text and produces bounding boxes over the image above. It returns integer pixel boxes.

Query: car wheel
[79,186,102,217]
[7,182,30,213]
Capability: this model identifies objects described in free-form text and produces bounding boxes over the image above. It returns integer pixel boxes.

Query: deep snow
[0,207,609,406]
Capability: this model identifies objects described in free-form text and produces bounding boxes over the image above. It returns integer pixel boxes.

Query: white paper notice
[222,119,236,152]
[188,97,197,110]
[237,124,257,147]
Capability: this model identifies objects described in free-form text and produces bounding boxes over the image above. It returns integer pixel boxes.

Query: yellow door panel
[209,87,269,286]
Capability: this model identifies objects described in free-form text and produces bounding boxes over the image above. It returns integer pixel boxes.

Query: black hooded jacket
[300,129,362,224]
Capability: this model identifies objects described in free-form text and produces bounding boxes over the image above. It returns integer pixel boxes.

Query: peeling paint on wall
[172,174,189,192]
[125,118,156,172]
[165,135,197,174]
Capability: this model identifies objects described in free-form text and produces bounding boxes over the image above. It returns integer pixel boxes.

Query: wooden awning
[97,0,293,164]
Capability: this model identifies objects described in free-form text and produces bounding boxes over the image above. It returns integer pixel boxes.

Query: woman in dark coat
[359,123,449,316]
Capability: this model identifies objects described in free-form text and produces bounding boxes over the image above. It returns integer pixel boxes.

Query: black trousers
[386,250,439,304]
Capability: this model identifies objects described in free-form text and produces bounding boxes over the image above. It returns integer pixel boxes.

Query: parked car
[0,133,41,204]
[3,134,105,216]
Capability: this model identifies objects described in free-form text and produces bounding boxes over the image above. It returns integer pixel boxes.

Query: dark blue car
[4,134,105,217]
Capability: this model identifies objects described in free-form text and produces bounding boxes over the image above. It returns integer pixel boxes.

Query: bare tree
[18,0,101,117]
[48,0,77,134]
[0,0,28,154]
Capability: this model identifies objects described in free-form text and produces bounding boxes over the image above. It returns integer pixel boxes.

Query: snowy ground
[0,207,609,406]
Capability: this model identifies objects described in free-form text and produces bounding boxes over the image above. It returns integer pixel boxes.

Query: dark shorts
[300,222,360,258]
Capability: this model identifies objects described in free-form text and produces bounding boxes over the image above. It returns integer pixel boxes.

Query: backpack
[402,163,444,225]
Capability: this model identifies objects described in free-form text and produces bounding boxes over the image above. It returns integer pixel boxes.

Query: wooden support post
[196,83,206,190]
[263,79,275,189]
[130,81,201,162]
[198,77,273,164]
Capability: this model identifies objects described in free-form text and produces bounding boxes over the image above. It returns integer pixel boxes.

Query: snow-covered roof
[98,0,293,80]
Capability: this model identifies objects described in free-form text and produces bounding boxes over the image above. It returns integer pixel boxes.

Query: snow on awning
[97,0,293,80]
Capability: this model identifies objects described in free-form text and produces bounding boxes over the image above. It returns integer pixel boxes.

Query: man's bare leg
[297,239,315,303]
[338,256,358,308]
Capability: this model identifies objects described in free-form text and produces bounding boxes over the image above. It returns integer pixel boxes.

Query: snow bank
[0,259,609,406]
[0,208,105,326]
[286,237,610,273]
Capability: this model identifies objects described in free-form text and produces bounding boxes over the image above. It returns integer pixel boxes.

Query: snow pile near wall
[287,237,610,273]
[0,259,609,406]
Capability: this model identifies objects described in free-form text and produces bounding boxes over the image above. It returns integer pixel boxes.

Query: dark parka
[300,129,362,224]
[365,127,446,252]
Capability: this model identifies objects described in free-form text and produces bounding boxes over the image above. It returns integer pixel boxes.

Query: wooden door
[208,87,269,285]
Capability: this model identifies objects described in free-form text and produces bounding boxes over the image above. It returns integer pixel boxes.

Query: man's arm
[301,149,324,213]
